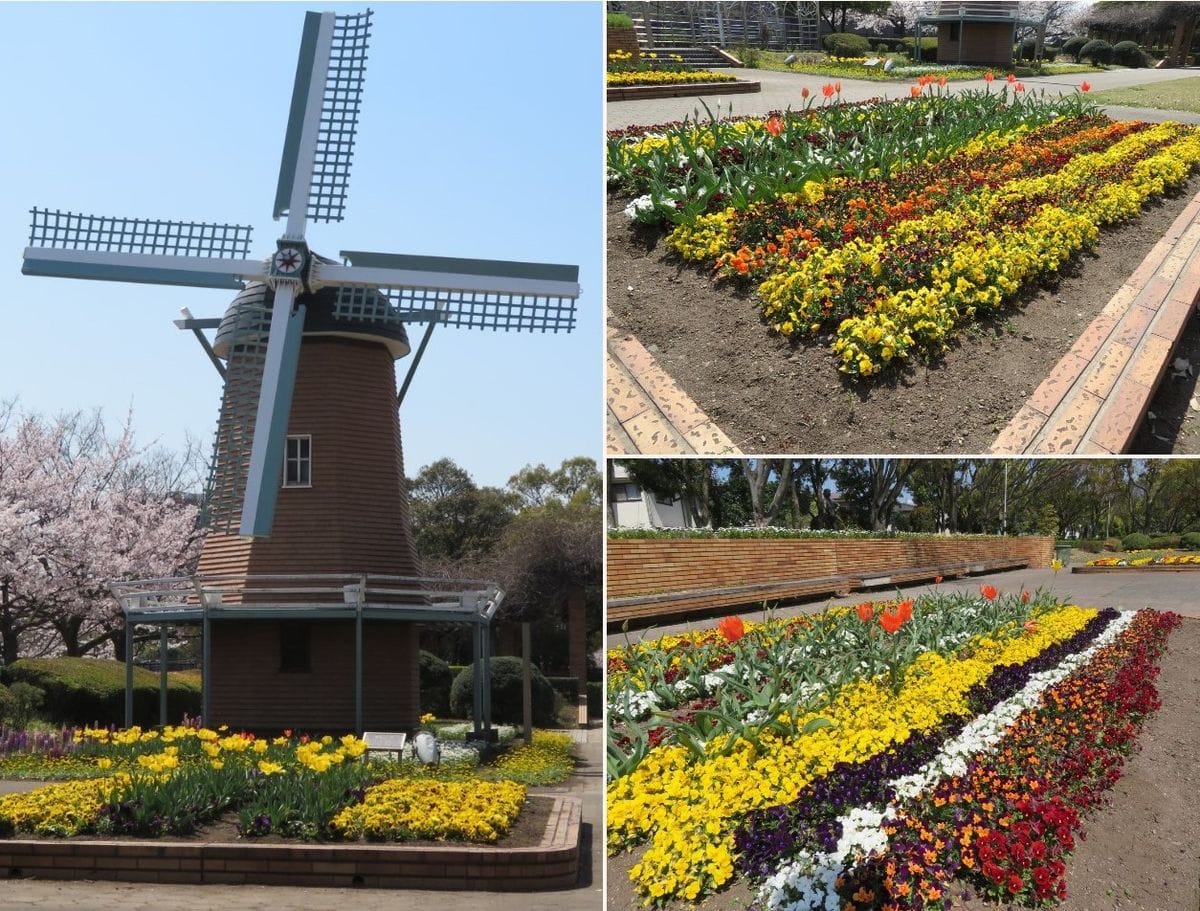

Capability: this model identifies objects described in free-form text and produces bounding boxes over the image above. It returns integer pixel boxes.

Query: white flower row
[759,610,1134,911]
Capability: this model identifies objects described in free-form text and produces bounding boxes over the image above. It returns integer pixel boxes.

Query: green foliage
[1018,37,1039,61]
[607,12,634,28]
[1148,534,1181,549]
[1104,537,1123,552]
[0,684,14,727]
[823,32,871,57]
[609,527,1014,541]
[733,45,762,68]
[3,658,200,727]
[418,651,452,718]
[1181,531,1200,549]
[1061,35,1089,62]
[1035,503,1060,537]
[449,657,557,727]
[1080,39,1114,65]
[1121,532,1152,551]
[900,36,937,60]
[3,682,43,729]
[1112,40,1149,67]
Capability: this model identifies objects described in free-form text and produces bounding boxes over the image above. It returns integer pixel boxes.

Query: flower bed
[0,724,570,844]
[606,589,1181,907]
[607,69,738,88]
[609,84,1200,379]
[1081,550,1200,570]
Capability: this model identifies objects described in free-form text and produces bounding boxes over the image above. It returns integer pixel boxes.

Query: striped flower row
[609,603,1097,904]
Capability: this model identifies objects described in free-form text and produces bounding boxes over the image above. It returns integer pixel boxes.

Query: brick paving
[992,190,1200,453]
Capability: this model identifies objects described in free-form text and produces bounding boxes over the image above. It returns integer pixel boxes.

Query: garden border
[0,794,581,890]
[607,79,761,101]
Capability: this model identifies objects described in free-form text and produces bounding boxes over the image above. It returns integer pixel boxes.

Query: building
[915,1,1045,67]
[608,462,701,530]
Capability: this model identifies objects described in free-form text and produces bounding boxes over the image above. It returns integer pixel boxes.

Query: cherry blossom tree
[0,403,204,661]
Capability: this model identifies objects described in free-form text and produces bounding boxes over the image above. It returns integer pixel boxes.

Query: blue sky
[0,2,602,489]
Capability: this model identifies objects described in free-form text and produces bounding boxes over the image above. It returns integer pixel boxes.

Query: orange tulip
[938,76,948,87]
[765,115,784,137]
[801,86,810,99]
[896,599,913,623]
[934,575,943,584]
[834,81,842,94]
[980,584,999,601]
[718,615,745,642]
[910,85,922,98]
[1006,72,1017,84]
[1020,590,1031,604]
[856,602,874,622]
[879,609,905,634]
[822,83,836,98]
[1014,82,1025,92]
[1080,80,1091,92]
[984,71,995,82]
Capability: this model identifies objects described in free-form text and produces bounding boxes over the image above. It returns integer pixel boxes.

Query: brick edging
[607,79,761,101]
[0,795,581,891]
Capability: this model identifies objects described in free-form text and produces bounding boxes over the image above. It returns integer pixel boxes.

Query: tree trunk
[566,586,587,724]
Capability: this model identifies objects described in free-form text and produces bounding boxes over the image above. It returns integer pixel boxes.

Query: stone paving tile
[1031,389,1104,453]
[1082,340,1133,399]
[1088,377,1154,453]
[1027,352,1090,417]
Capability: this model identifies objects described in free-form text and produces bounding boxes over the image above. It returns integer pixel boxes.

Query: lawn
[1089,74,1200,113]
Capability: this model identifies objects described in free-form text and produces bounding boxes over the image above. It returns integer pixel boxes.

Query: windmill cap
[212,281,411,361]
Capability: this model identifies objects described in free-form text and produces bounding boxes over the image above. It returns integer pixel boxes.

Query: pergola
[110,573,502,736]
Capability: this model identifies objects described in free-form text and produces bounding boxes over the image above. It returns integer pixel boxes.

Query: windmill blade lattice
[274,10,371,224]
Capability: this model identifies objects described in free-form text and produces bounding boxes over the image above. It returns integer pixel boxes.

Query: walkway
[606,328,739,454]
[607,565,1200,646]
[0,726,604,911]
[607,66,1200,129]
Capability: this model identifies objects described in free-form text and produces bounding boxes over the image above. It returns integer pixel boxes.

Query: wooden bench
[607,328,740,454]
[992,190,1200,454]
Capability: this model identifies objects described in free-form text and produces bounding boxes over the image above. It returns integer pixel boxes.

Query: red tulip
[822,83,836,98]
[1080,80,1091,92]
[1014,82,1025,92]
[1021,590,1031,604]
[1006,72,1017,84]
[718,615,745,642]
[980,584,999,600]
[879,608,906,634]
[896,599,913,623]
[856,602,874,622]
[801,86,810,99]
[984,71,995,82]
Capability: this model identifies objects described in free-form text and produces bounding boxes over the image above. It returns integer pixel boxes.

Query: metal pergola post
[159,625,169,727]
[471,621,484,734]
[354,603,363,736]
[124,616,134,728]
[482,620,493,734]
[202,610,211,726]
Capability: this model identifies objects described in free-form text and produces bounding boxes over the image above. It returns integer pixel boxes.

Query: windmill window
[279,623,311,673]
[284,435,312,488]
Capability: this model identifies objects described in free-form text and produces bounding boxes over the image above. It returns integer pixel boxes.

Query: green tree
[407,458,517,562]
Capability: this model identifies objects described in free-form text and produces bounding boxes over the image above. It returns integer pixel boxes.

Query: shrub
[1080,39,1113,65]
[1149,534,1180,549]
[3,658,200,728]
[733,45,761,68]
[900,36,937,60]
[607,12,634,28]
[1018,37,1039,60]
[823,32,871,57]
[418,651,452,718]
[1103,537,1123,552]
[450,657,557,727]
[1112,40,1149,67]
[0,684,14,727]
[1181,531,1200,550]
[1061,35,1089,62]
[1121,532,1152,551]
[1042,48,1058,62]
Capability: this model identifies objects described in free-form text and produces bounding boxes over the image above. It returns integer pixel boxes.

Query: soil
[605,617,1200,911]
[607,176,1200,455]
[3,794,553,850]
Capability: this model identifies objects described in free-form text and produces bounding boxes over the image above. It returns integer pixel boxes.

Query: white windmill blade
[273,9,371,230]
[326,251,581,333]
[239,287,307,538]
[22,208,261,290]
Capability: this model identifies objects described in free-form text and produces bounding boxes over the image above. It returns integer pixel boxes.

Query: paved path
[608,565,1200,645]
[607,66,1200,129]
[0,726,604,911]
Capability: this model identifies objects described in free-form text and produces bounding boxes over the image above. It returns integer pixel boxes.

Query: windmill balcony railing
[110,573,503,624]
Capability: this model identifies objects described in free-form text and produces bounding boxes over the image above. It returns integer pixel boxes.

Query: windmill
[21,8,581,734]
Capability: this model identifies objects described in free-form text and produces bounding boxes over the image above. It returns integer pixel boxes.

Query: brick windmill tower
[22,8,580,735]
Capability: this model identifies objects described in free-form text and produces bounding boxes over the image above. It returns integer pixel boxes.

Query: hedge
[1,658,201,728]
[418,650,452,718]
[449,657,557,727]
